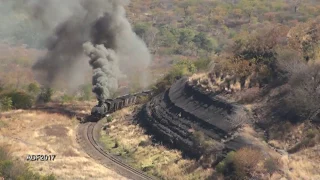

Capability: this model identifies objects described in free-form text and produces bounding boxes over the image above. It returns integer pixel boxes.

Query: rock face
[139,77,254,158]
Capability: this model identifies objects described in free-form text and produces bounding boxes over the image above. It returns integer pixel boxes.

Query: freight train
[90,90,153,119]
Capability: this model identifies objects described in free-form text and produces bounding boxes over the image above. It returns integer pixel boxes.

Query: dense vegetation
[129,0,320,57]
[0,82,93,112]
[129,0,320,96]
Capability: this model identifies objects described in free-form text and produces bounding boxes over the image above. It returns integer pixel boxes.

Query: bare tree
[286,64,320,120]
[292,0,304,13]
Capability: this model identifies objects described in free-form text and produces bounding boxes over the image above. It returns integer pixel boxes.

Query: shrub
[193,32,217,52]
[38,88,54,103]
[232,147,263,178]
[215,147,272,179]
[194,58,212,71]
[288,128,319,153]
[178,28,196,45]
[270,51,320,122]
[216,151,235,174]
[264,158,279,174]
[0,160,13,178]
[138,140,152,147]
[134,23,149,37]
[192,131,224,167]
[159,26,179,47]
[216,161,226,174]
[282,64,320,121]
[152,59,197,95]
[107,116,113,123]
[60,94,75,103]
[27,83,40,95]
[0,91,34,109]
[0,96,12,111]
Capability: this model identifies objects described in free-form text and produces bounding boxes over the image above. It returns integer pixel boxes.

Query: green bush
[0,96,13,111]
[193,32,217,52]
[194,58,212,71]
[134,22,151,38]
[0,160,13,177]
[216,161,226,174]
[159,26,180,47]
[171,60,197,78]
[107,116,113,123]
[178,28,196,45]
[27,83,40,95]
[152,59,197,95]
[60,94,75,103]
[38,88,54,103]
[0,91,34,109]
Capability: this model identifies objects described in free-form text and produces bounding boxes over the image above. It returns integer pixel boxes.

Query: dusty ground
[267,122,320,180]
[0,107,127,180]
[280,145,320,180]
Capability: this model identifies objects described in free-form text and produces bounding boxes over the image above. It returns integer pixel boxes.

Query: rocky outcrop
[139,77,254,159]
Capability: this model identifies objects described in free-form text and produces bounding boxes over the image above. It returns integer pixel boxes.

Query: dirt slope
[0,108,126,180]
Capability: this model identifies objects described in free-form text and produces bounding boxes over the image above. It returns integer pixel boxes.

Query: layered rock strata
[139,77,254,158]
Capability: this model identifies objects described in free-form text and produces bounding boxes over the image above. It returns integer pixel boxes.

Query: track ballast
[77,121,155,180]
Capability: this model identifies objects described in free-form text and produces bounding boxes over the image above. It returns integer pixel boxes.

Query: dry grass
[280,145,320,180]
[189,73,219,92]
[0,107,126,180]
[100,106,213,180]
[216,146,281,180]
[234,87,261,103]
[268,122,319,150]
[233,147,265,177]
[267,121,320,180]
[189,72,245,94]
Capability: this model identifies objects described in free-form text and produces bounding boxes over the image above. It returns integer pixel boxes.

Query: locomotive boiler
[90,90,153,119]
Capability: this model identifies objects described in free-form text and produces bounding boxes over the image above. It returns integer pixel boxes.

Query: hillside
[0,0,320,180]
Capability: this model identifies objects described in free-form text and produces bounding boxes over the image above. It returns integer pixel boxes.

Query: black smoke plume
[12,0,151,97]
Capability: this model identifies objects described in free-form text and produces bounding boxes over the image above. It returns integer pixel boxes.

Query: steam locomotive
[90,90,153,119]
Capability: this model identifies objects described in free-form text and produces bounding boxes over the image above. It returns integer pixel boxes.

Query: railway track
[77,121,155,180]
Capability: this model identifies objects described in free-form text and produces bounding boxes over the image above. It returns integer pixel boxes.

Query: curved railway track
[77,121,155,180]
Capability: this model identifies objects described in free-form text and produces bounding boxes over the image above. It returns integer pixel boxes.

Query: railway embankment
[139,77,255,160]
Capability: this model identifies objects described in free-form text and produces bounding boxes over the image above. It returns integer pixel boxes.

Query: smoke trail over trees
[12,0,151,98]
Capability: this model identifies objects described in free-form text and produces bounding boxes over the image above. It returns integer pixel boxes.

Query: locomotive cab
[91,101,108,118]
